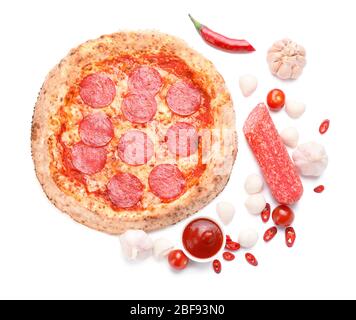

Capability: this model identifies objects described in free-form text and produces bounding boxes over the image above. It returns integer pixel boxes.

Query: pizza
[31,31,237,234]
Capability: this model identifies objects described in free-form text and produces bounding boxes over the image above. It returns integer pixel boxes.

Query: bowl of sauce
[182,217,225,263]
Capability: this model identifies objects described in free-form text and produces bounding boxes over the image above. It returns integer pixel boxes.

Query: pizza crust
[31,31,237,234]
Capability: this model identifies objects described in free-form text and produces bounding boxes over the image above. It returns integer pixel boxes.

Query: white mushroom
[153,238,174,259]
[216,201,235,225]
[280,127,299,148]
[119,230,153,260]
[239,74,258,97]
[285,100,306,119]
[292,142,328,177]
[267,39,306,80]
[245,194,266,215]
[244,174,264,194]
[238,228,259,249]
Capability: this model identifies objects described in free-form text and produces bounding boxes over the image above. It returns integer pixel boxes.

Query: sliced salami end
[128,66,162,95]
[243,104,303,205]
[118,130,154,166]
[79,73,116,108]
[107,173,144,208]
[166,122,199,157]
[166,81,201,116]
[122,93,157,124]
[70,142,107,175]
[79,112,114,147]
[148,164,186,201]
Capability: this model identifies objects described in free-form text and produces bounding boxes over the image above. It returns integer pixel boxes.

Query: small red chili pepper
[225,241,241,251]
[213,259,222,274]
[319,119,330,134]
[261,203,271,223]
[314,185,325,193]
[225,235,240,251]
[188,14,255,53]
[245,253,258,266]
[223,252,235,261]
[263,227,278,242]
[285,227,296,248]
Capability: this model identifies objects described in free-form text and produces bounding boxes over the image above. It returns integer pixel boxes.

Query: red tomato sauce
[182,218,224,259]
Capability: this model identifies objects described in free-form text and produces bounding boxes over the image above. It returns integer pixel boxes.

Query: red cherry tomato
[272,205,295,227]
[267,89,285,111]
[168,250,189,270]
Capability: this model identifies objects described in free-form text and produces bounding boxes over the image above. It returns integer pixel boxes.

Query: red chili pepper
[189,15,255,53]
[285,227,296,248]
[245,253,258,266]
[263,227,278,242]
[223,252,235,261]
[319,119,330,134]
[226,235,232,243]
[213,259,222,274]
[261,203,271,223]
[225,241,241,251]
[314,185,325,193]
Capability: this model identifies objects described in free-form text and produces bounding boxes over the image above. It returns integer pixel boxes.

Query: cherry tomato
[272,205,295,227]
[168,250,189,270]
[267,89,285,111]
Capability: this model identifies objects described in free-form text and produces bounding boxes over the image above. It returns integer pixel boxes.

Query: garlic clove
[238,228,259,249]
[267,52,282,63]
[270,61,282,74]
[239,75,258,97]
[153,238,174,259]
[216,201,236,225]
[280,127,299,148]
[277,63,292,80]
[245,194,266,216]
[291,66,302,79]
[244,174,264,194]
[285,100,306,119]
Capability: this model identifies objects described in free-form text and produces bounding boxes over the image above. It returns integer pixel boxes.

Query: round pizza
[31,31,237,234]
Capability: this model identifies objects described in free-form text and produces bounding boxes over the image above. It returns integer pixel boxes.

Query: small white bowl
[181,216,226,263]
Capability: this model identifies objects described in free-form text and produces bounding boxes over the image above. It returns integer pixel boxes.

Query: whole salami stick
[243,104,303,205]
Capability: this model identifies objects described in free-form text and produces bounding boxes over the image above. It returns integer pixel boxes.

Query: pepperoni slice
[166,122,199,157]
[107,173,144,208]
[118,130,154,166]
[79,73,116,108]
[166,81,201,116]
[128,66,162,95]
[122,93,157,124]
[148,164,186,201]
[79,112,114,147]
[70,142,107,175]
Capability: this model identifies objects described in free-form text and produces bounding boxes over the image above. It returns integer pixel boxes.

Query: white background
[0,0,355,300]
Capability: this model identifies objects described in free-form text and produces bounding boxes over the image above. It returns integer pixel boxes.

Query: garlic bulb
[119,230,153,260]
[267,39,306,80]
[292,142,328,177]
